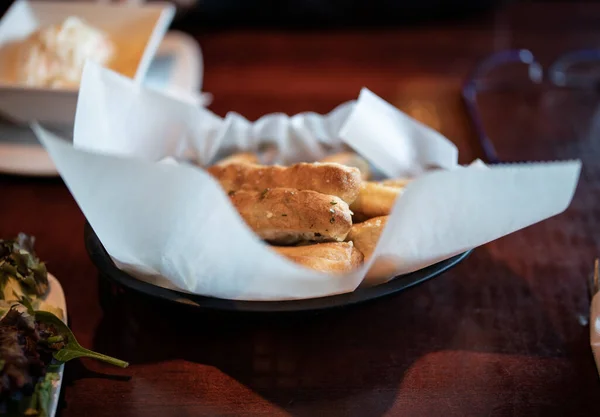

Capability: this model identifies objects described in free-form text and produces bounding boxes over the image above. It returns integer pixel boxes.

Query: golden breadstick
[230,188,352,245]
[346,216,388,260]
[380,178,411,188]
[214,152,259,166]
[349,182,403,220]
[319,152,371,181]
[208,162,362,204]
[273,242,364,274]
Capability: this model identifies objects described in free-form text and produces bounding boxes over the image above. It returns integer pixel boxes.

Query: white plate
[0,31,207,177]
[41,274,67,417]
[144,31,207,102]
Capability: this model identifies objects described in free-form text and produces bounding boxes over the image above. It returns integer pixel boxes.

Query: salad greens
[34,311,128,368]
[0,234,48,300]
[0,234,128,416]
[0,299,128,416]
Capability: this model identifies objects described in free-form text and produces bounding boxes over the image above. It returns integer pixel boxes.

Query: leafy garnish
[0,234,48,299]
[34,311,129,368]
[16,293,35,316]
[0,235,127,416]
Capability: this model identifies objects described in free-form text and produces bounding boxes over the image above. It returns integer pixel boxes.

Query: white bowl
[0,0,175,126]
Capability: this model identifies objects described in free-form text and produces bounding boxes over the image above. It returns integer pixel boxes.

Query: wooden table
[1,2,599,416]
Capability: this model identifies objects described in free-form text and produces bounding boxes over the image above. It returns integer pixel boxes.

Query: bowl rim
[83,222,472,313]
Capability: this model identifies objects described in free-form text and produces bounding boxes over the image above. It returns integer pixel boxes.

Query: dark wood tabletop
[1,2,600,416]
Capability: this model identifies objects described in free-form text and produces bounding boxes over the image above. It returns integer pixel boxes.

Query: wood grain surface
[0,2,599,416]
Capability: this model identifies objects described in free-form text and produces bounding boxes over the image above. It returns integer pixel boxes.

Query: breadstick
[230,188,353,245]
[319,152,371,180]
[380,178,411,188]
[214,152,259,166]
[346,216,388,260]
[350,182,403,220]
[273,242,364,274]
[208,162,362,204]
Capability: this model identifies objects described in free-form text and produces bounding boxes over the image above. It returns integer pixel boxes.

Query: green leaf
[34,311,128,368]
[0,234,48,298]
[16,292,35,315]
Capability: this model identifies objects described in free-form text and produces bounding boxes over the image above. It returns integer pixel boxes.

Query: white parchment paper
[32,62,582,301]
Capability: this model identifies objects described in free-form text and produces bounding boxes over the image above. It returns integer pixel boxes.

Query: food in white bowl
[0,0,175,125]
[17,16,115,89]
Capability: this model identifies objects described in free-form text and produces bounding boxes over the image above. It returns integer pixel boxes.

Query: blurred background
[7,0,582,28]
[164,0,501,28]
[3,0,600,165]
